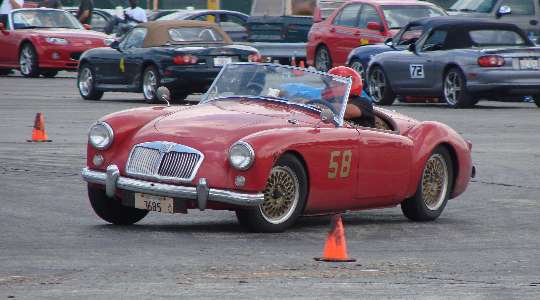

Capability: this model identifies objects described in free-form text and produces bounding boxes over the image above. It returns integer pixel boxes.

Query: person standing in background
[41,0,62,9]
[77,0,93,25]
[0,0,24,15]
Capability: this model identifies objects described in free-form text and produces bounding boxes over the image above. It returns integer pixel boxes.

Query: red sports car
[306,0,446,71]
[81,63,474,232]
[0,8,108,77]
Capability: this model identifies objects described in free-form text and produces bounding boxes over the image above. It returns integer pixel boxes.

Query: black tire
[171,91,189,104]
[368,66,396,106]
[142,65,161,104]
[19,43,40,78]
[314,45,332,72]
[533,95,540,108]
[349,59,366,85]
[442,68,476,108]
[88,185,148,225]
[401,146,454,222]
[236,154,308,233]
[78,64,104,100]
[41,70,58,78]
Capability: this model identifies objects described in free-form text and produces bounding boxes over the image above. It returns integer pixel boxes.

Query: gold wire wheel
[421,153,449,211]
[260,166,300,224]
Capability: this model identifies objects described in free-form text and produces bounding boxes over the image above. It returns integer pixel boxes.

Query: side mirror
[156,86,171,107]
[313,7,323,23]
[0,23,5,31]
[320,108,335,124]
[384,37,394,47]
[110,40,120,50]
[83,24,92,30]
[104,38,115,46]
[496,5,512,18]
[367,22,383,32]
[408,43,416,53]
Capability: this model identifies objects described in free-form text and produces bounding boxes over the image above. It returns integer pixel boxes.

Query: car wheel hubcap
[369,69,385,103]
[316,48,331,71]
[350,61,365,81]
[79,68,93,96]
[143,70,157,100]
[260,166,300,224]
[444,72,462,106]
[422,154,449,211]
[20,47,33,75]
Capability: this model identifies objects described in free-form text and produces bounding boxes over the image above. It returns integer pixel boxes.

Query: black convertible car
[77,20,261,103]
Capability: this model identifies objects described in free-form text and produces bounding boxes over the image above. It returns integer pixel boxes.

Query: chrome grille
[125,142,204,182]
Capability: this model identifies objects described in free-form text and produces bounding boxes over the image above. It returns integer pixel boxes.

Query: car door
[357,4,387,46]
[494,0,538,42]
[0,14,20,66]
[218,13,248,42]
[354,128,412,206]
[121,27,148,86]
[95,29,138,85]
[327,3,363,65]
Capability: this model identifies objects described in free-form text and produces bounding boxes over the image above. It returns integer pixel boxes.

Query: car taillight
[248,53,261,62]
[173,55,198,65]
[478,55,505,67]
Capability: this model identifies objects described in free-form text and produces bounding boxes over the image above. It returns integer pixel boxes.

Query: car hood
[26,28,107,40]
[131,99,319,149]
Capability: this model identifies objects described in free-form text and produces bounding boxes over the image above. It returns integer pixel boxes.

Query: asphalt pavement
[0,73,539,299]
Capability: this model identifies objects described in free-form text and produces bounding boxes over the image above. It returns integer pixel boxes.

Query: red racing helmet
[328,66,363,97]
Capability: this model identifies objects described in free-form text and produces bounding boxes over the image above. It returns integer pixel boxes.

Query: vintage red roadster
[82,63,474,232]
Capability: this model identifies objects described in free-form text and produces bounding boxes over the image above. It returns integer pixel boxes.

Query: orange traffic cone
[27,112,52,142]
[314,214,356,262]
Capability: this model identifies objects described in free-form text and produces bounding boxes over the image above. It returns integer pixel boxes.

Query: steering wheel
[198,28,216,41]
[305,99,339,115]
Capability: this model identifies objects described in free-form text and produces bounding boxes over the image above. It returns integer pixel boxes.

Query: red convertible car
[0,8,108,77]
[81,63,474,232]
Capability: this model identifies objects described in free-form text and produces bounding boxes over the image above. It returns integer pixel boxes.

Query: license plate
[519,59,539,70]
[134,193,174,214]
[214,57,232,67]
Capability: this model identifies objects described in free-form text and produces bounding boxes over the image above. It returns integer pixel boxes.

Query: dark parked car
[77,20,261,103]
[157,10,249,42]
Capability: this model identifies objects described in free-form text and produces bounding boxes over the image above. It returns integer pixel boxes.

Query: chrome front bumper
[81,165,265,210]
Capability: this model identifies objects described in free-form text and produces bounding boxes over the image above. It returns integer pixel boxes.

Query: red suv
[307,0,446,71]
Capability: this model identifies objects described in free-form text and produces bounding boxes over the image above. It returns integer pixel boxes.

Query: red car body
[307,0,445,70]
[0,9,108,76]
[82,97,473,226]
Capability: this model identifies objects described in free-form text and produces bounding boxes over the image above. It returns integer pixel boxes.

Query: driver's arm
[10,0,23,9]
[344,103,362,120]
[79,10,90,23]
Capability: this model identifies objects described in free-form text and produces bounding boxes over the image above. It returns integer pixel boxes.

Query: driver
[328,66,374,128]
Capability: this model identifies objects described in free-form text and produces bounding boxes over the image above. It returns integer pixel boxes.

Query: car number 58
[328,150,352,179]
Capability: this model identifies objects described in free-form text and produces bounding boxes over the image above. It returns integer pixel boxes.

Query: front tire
[88,185,148,225]
[236,154,308,233]
[142,65,160,104]
[401,146,454,222]
[41,70,58,78]
[443,68,476,108]
[349,59,366,85]
[314,45,332,72]
[19,44,40,78]
[78,64,104,100]
[368,66,395,105]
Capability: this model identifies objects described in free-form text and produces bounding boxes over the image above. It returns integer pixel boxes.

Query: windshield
[449,0,497,13]
[469,29,528,46]
[382,6,446,29]
[158,12,191,21]
[168,27,224,42]
[12,9,82,29]
[251,0,285,16]
[202,63,352,125]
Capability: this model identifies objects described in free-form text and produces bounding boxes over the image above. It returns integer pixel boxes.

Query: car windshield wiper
[18,26,51,29]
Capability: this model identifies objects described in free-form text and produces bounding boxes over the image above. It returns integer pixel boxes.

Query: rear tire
[236,154,308,233]
[368,66,395,105]
[171,91,189,104]
[88,185,148,225]
[78,64,104,100]
[443,68,476,108]
[142,65,160,104]
[401,146,454,222]
[19,43,40,78]
[533,94,540,108]
[314,45,332,72]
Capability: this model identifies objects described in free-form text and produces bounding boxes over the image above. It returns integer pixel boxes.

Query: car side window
[421,30,448,52]
[332,4,362,27]
[358,5,382,29]
[396,25,424,45]
[219,14,246,32]
[194,14,216,22]
[498,0,535,15]
[91,13,106,30]
[120,28,147,50]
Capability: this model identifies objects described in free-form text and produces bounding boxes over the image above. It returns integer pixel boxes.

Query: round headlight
[88,122,114,150]
[229,141,255,171]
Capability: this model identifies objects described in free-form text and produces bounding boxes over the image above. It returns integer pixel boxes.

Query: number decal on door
[328,150,352,179]
[409,64,424,79]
